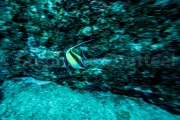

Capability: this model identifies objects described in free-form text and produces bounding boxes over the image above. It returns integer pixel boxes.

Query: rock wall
[0,0,180,114]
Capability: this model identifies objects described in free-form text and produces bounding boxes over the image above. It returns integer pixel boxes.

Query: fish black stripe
[69,49,86,68]
[64,56,76,70]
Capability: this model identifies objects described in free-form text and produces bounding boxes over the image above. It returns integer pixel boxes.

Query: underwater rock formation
[0,0,180,115]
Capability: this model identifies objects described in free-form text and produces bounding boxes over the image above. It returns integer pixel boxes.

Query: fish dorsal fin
[71,39,94,60]
[71,39,94,49]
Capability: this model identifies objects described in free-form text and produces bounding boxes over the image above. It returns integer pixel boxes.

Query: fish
[64,39,93,70]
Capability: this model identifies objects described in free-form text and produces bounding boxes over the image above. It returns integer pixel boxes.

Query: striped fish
[64,40,93,70]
